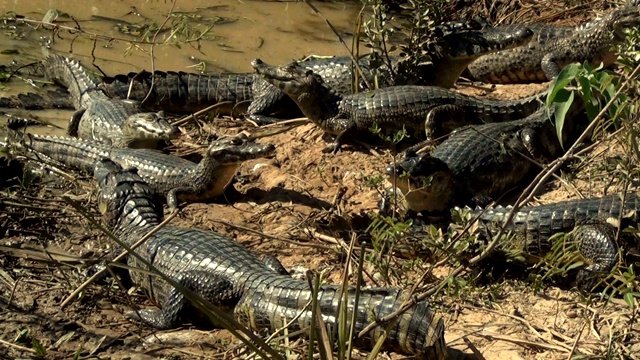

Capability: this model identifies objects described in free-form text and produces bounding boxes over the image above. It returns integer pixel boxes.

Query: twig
[59,210,180,309]
[0,338,37,354]
[566,321,588,359]
[171,102,234,127]
[462,337,487,360]
[141,0,176,105]
[482,332,571,352]
[208,218,335,250]
[302,0,372,90]
[17,17,198,47]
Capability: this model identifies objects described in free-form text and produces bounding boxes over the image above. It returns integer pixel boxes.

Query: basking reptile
[466,6,640,83]
[11,132,274,210]
[252,58,545,152]
[94,159,446,359]
[41,54,179,148]
[0,21,533,124]
[381,98,586,214]
[463,192,640,278]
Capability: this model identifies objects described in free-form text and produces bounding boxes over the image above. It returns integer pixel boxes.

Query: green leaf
[42,9,59,24]
[546,63,580,107]
[551,88,574,148]
[31,338,46,356]
[623,291,639,308]
[565,260,585,271]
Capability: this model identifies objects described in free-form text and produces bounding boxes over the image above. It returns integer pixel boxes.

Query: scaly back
[95,159,163,235]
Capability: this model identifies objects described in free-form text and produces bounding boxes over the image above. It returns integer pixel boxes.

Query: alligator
[10,132,275,210]
[252,58,546,152]
[465,6,640,84]
[0,20,533,125]
[41,54,179,148]
[463,192,640,279]
[94,158,447,359]
[381,97,586,214]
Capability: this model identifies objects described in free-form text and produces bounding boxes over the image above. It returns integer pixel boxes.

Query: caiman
[41,54,179,148]
[9,132,275,210]
[466,6,640,84]
[0,20,533,124]
[94,158,447,359]
[381,97,586,214]
[251,58,545,152]
[461,192,640,280]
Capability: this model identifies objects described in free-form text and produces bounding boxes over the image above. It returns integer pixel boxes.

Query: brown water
[0,0,363,135]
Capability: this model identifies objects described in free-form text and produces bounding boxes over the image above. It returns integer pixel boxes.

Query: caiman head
[424,19,534,87]
[434,19,534,61]
[606,5,640,40]
[206,133,276,164]
[190,133,276,201]
[251,58,325,98]
[252,58,341,123]
[384,151,455,213]
[95,158,162,232]
[122,110,180,148]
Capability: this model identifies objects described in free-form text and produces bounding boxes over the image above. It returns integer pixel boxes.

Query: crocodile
[41,54,179,148]
[466,6,640,84]
[463,192,640,279]
[94,158,447,359]
[0,20,533,124]
[381,97,586,214]
[11,132,275,210]
[252,58,546,152]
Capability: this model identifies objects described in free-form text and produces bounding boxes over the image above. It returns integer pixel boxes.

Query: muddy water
[0,0,363,135]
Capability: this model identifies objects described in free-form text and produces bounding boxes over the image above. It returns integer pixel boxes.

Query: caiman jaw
[251,58,309,81]
[207,134,276,164]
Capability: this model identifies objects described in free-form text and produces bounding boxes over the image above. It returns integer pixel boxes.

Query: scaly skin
[13,132,275,210]
[252,58,545,152]
[95,159,446,359]
[382,98,585,213]
[466,6,640,83]
[42,54,179,148]
[466,192,640,277]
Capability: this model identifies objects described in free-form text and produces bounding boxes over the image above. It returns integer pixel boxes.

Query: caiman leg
[127,271,241,329]
[324,122,359,153]
[262,256,291,276]
[572,223,619,274]
[424,104,469,140]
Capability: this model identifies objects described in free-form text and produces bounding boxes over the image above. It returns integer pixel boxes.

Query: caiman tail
[41,54,104,109]
[11,132,107,173]
[236,282,446,359]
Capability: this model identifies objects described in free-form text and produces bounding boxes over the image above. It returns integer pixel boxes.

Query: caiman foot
[244,114,282,126]
[126,270,239,329]
[262,255,290,276]
[322,142,342,154]
[571,222,619,289]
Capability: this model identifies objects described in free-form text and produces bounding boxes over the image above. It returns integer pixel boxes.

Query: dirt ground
[1,2,639,360]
